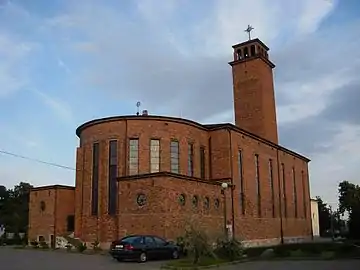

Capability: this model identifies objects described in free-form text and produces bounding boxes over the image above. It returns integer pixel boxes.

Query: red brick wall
[75,117,311,244]
[116,175,231,241]
[231,49,279,144]
[28,189,56,242]
[55,189,75,235]
[28,186,75,242]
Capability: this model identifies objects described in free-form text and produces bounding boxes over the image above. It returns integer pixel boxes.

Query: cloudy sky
[0,0,359,208]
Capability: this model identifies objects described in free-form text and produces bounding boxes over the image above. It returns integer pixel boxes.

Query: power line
[0,149,76,171]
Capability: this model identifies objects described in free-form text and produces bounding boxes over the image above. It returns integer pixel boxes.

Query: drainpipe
[276,149,284,244]
[227,128,235,238]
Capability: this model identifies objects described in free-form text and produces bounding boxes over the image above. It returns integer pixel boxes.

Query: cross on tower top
[244,25,254,40]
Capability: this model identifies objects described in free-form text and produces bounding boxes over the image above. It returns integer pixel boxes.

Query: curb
[160,256,360,269]
[160,259,251,270]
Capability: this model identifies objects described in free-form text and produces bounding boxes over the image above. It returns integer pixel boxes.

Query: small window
[214,198,220,209]
[136,193,147,206]
[192,195,198,208]
[204,197,210,209]
[178,194,186,206]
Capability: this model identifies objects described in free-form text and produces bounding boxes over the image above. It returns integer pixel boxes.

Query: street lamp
[221,182,229,239]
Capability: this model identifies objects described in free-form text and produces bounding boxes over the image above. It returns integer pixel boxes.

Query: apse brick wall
[76,117,212,243]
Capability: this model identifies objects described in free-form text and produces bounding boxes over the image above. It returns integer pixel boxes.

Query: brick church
[28,37,313,248]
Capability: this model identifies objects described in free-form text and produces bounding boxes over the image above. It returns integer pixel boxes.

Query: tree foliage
[315,196,332,236]
[315,196,344,237]
[338,180,360,239]
[0,182,33,234]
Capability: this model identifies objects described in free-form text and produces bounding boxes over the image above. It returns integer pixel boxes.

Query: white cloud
[0,34,38,98]
[296,0,336,35]
[31,89,74,124]
[57,58,71,73]
[309,124,360,208]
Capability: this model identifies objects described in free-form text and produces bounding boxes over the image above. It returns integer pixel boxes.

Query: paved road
[0,247,359,270]
[0,248,163,270]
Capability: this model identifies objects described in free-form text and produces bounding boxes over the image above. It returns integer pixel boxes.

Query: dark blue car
[109,235,181,263]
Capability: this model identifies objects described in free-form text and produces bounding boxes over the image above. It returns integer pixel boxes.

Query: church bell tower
[229,27,279,144]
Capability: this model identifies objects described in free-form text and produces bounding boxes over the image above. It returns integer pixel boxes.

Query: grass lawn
[244,240,360,259]
[163,241,360,268]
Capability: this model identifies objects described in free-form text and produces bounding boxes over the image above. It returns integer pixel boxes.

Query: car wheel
[172,249,179,259]
[116,258,123,262]
[139,252,147,263]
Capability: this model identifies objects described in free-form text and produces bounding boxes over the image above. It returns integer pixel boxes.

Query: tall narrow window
[255,154,261,217]
[238,150,245,215]
[302,170,307,218]
[200,146,206,179]
[129,139,139,175]
[170,140,179,174]
[282,163,287,218]
[269,159,275,218]
[150,139,160,173]
[292,167,298,218]
[108,140,118,215]
[187,143,194,176]
[91,143,99,216]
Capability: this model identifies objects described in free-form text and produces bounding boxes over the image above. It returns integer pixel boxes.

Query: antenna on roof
[136,101,141,116]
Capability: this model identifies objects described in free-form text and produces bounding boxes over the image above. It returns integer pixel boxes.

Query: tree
[315,196,331,236]
[0,182,33,233]
[338,181,360,239]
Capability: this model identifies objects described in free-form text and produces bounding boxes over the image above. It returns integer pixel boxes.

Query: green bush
[289,249,306,257]
[76,242,87,253]
[214,237,244,261]
[176,236,187,257]
[91,240,101,252]
[181,225,215,264]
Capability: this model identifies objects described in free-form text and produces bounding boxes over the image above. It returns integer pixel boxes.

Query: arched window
[244,47,249,58]
[237,49,242,60]
[250,45,256,56]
